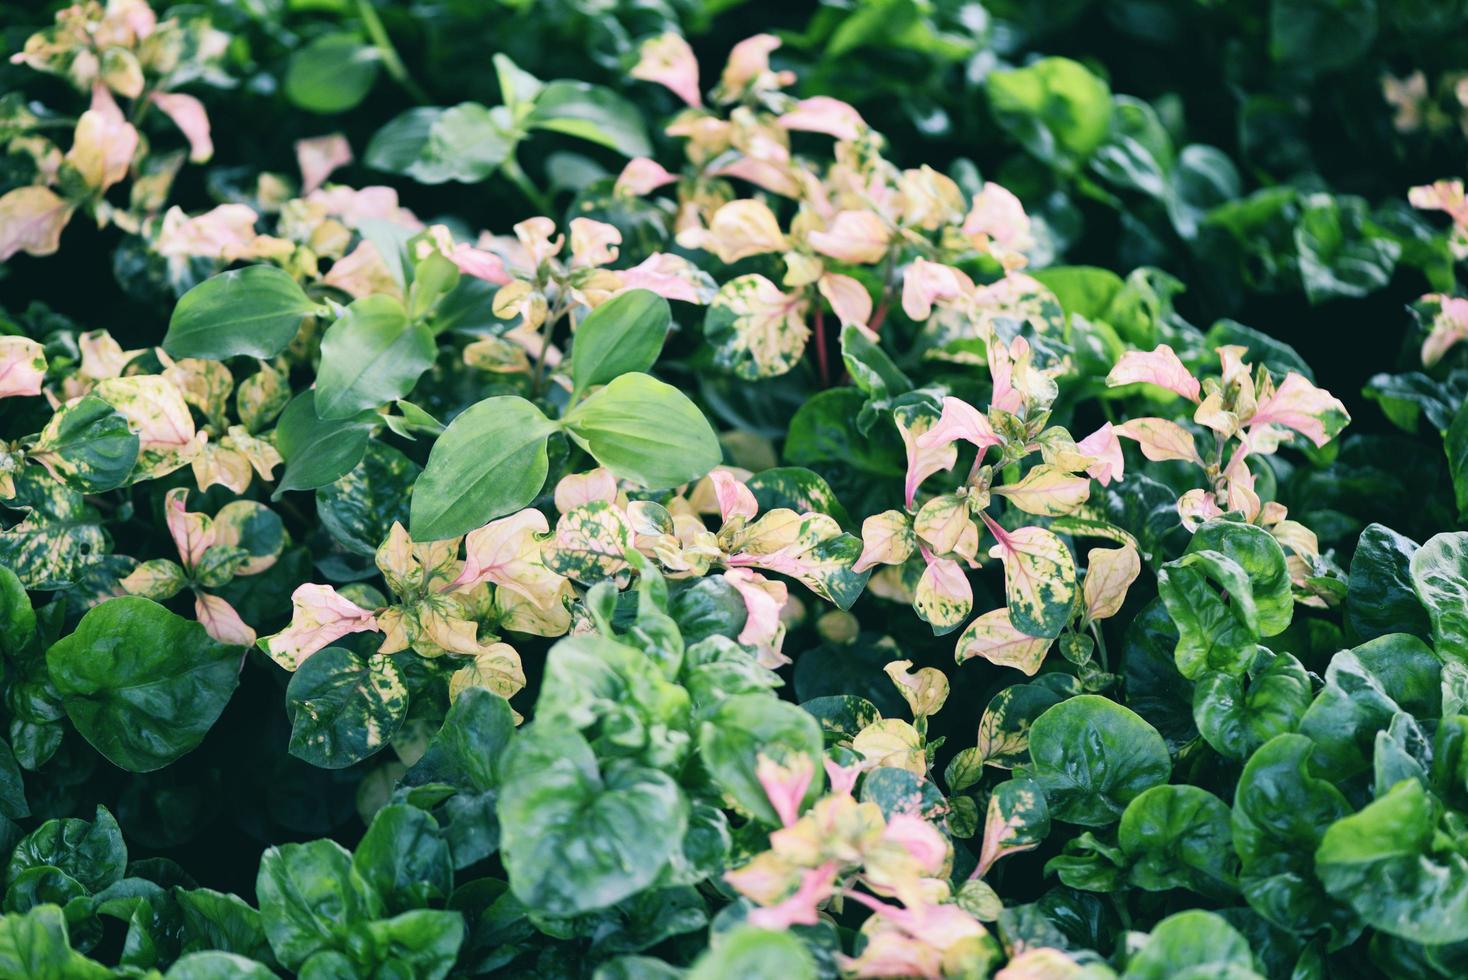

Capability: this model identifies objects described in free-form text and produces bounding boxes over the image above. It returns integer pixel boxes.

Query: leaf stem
[501,154,553,214]
[356,0,430,104]
[813,307,830,387]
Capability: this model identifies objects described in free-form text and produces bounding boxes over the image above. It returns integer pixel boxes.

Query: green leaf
[1118,784,1235,896]
[1123,910,1259,980]
[1028,694,1171,826]
[165,952,277,979]
[286,647,408,769]
[314,295,435,420]
[839,323,910,400]
[348,908,463,977]
[409,395,557,541]
[366,103,517,184]
[174,887,272,961]
[698,694,823,825]
[1449,398,1468,521]
[284,33,380,114]
[45,597,241,772]
[164,266,319,360]
[257,839,380,969]
[28,394,137,493]
[1089,95,1174,198]
[0,564,36,655]
[571,290,670,398]
[498,727,687,917]
[1157,549,1260,679]
[1317,778,1468,944]
[1294,194,1400,304]
[1346,523,1431,644]
[1270,0,1378,72]
[686,926,817,980]
[987,57,1113,172]
[1188,519,1293,636]
[7,805,124,894]
[564,373,722,490]
[1296,633,1441,778]
[1411,531,1468,662]
[274,391,376,497]
[352,804,453,915]
[1231,734,1355,939]
[528,81,652,158]
[0,904,111,979]
[403,688,515,794]
[1193,649,1311,760]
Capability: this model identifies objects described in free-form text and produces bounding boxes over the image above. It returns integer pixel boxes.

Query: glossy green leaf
[564,373,722,490]
[1028,694,1171,826]
[284,33,380,114]
[409,395,556,541]
[314,295,435,421]
[165,266,320,360]
[571,289,670,398]
[46,597,241,772]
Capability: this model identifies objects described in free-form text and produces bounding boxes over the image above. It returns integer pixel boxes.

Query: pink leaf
[150,92,213,163]
[1106,344,1201,401]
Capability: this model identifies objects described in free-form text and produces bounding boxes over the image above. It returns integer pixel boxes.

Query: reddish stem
[814,307,830,387]
[868,298,889,334]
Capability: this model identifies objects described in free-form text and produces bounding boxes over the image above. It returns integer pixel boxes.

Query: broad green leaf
[46,597,241,772]
[564,373,722,490]
[352,804,453,915]
[1296,633,1441,779]
[1028,694,1171,826]
[165,266,320,360]
[165,952,277,979]
[0,904,111,979]
[1231,734,1355,939]
[1123,910,1259,980]
[528,81,651,158]
[1089,96,1174,198]
[1187,519,1293,636]
[1118,784,1235,896]
[1157,549,1259,679]
[284,33,380,114]
[256,839,380,969]
[409,395,556,541]
[1411,530,1468,662]
[403,687,516,793]
[686,926,816,980]
[1193,649,1311,760]
[1346,523,1431,644]
[1316,778,1468,945]
[498,727,687,917]
[571,289,670,398]
[0,564,36,655]
[274,391,377,496]
[286,646,408,769]
[7,805,124,893]
[987,57,1113,172]
[314,295,435,420]
[349,908,463,977]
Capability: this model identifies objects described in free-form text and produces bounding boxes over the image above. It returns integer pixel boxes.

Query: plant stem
[356,0,430,104]
[501,154,553,214]
[813,307,830,387]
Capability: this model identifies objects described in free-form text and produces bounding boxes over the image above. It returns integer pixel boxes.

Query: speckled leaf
[974,679,1075,769]
[28,394,138,493]
[317,442,420,556]
[977,776,1050,877]
[955,607,1052,675]
[703,274,810,380]
[285,646,408,769]
[0,472,107,590]
[542,500,632,584]
[993,465,1091,517]
[985,519,1077,639]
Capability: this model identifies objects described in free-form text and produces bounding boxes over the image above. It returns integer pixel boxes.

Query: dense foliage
[2,0,1468,976]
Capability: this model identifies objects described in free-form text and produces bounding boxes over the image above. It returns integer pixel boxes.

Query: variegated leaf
[993,465,1091,517]
[976,777,1050,878]
[1082,544,1141,622]
[704,274,810,380]
[954,607,1052,675]
[983,516,1077,639]
[541,500,632,584]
